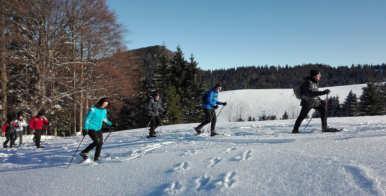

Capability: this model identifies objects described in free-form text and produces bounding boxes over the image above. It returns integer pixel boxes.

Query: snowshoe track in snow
[167,162,190,173]
[232,150,252,161]
[207,157,222,168]
[343,164,385,195]
[163,181,184,195]
[194,172,237,191]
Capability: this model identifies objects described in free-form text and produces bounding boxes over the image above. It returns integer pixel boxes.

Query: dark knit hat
[95,97,109,108]
[310,69,320,77]
[214,83,222,88]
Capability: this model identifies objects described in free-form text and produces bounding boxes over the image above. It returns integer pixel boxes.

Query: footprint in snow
[231,150,252,161]
[195,172,237,191]
[207,157,222,168]
[164,181,184,195]
[167,162,190,173]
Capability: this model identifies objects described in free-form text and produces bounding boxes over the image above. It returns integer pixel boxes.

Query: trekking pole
[303,112,314,131]
[67,135,86,168]
[103,127,113,143]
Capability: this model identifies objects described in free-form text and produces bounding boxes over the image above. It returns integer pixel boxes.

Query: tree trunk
[0,6,8,123]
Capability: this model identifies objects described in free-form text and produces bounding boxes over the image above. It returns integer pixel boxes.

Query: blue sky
[107,0,386,69]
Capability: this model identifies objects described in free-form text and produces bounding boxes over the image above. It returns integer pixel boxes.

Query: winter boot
[148,129,157,138]
[194,127,202,135]
[210,132,219,137]
[79,152,88,160]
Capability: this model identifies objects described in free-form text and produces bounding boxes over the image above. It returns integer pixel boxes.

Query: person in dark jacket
[80,97,112,161]
[195,83,227,136]
[2,113,16,148]
[292,70,330,133]
[147,92,164,137]
[29,110,49,148]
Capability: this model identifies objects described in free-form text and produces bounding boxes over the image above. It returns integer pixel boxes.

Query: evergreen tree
[281,111,289,120]
[359,83,384,115]
[342,91,359,116]
[164,86,183,124]
[326,96,341,117]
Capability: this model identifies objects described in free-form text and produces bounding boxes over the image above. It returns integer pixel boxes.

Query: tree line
[200,64,386,90]
[1,0,124,136]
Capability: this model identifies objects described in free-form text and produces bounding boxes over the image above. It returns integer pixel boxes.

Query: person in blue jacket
[195,83,227,136]
[80,97,112,161]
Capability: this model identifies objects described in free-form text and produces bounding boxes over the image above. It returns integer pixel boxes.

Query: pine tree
[359,83,384,115]
[326,96,341,117]
[342,91,359,116]
[281,111,289,120]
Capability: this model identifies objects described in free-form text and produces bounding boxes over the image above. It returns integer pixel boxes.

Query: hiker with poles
[147,91,165,138]
[79,97,112,162]
[195,83,227,136]
[292,70,340,133]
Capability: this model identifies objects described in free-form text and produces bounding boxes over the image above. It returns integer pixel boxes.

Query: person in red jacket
[29,110,49,148]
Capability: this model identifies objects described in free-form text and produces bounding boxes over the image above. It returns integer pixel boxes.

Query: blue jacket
[83,106,112,132]
[203,89,221,110]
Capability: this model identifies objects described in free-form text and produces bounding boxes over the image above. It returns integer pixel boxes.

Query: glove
[82,130,88,136]
[222,102,227,106]
[323,89,331,94]
[213,105,219,109]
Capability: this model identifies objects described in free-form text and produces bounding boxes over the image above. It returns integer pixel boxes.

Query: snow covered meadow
[1,115,386,196]
[218,83,366,121]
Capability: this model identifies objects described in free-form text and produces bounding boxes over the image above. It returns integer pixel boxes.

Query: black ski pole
[67,135,86,168]
[103,127,113,143]
[303,111,314,131]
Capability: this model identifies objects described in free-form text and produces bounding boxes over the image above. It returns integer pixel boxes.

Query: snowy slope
[218,84,366,122]
[1,115,386,196]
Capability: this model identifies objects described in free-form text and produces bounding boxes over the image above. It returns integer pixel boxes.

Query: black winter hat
[310,69,320,77]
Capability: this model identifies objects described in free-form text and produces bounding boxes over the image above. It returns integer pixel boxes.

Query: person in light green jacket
[80,97,112,161]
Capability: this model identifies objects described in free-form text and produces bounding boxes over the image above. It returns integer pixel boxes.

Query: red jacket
[29,116,49,130]
[2,123,9,135]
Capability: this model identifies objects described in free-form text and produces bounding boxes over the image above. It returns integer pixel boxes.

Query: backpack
[202,90,210,104]
[293,85,303,99]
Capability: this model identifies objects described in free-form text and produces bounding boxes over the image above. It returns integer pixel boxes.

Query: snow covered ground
[1,115,386,196]
[218,83,366,121]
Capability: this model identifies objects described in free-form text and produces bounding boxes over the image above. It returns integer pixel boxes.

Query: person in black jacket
[292,70,331,133]
[147,92,165,137]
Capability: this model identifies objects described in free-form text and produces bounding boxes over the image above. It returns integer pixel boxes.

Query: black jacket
[300,77,327,107]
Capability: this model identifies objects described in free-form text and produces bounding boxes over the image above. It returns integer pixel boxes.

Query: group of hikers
[2,69,336,162]
[2,110,49,148]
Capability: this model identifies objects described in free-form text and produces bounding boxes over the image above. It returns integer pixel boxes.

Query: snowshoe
[79,152,88,160]
[322,128,342,132]
[194,127,202,135]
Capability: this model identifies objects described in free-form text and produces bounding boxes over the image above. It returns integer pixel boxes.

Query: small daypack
[202,90,210,104]
[293,84,303,99]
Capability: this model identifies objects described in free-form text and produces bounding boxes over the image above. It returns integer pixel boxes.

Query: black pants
[81,130,103,161]
[33,130,42,147]
[16,132,23,145]
[196,109,217,133]
[149,116,161,135]
[293,101,327,132]
[3,131,16,148]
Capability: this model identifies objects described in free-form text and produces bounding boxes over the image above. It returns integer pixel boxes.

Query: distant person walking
[13,111,28,146]
[2,113,17,148]
[29,110,49,148]
[195,83,227,136]
[80,97,112,162]
[147,91,165,138]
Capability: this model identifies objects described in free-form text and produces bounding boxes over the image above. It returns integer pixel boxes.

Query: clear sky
[107,0,386,69]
